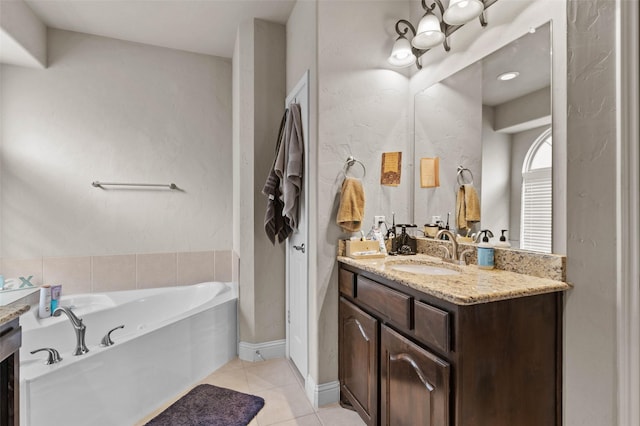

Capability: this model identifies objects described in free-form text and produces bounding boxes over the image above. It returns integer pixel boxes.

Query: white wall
[481,105,511,238]
[0,29,232,259]
[414,62,482,230]
[565,0,618,424]
[233,19,287,346]
[308,0,413,389]
[0,0,47,68]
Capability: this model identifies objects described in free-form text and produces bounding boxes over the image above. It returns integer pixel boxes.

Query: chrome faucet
[53,306,89,356]
[436,229,459,262]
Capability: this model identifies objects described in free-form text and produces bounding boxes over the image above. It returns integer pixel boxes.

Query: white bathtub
[19,282,238,426]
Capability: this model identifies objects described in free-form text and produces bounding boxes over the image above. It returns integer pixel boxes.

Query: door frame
[285,71,310,380]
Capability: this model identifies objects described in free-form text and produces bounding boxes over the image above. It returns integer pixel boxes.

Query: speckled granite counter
[0,304,30,326]
[338,254,571,305]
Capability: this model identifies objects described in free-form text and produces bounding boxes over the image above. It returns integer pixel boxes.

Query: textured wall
[286,0,320,382]
[565,0,618,424]
[233,19,286,345]
[316,0,412,385]
[414,62,483,229]
[1,29,232,260]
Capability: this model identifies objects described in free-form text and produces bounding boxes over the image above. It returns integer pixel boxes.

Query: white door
[286,72,309,379]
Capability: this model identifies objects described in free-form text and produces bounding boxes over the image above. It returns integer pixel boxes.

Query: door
[381,325,450,426]
[286,71,309,379]
[339,298,378,426]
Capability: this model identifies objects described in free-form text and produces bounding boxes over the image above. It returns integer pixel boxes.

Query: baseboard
[305,374,340,408]
[238,339,286,362]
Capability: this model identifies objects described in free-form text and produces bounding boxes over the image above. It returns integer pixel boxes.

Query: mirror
[414,22,552,252]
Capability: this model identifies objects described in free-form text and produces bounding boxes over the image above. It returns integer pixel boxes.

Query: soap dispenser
[495,229,511,248]
[477,230,495,270]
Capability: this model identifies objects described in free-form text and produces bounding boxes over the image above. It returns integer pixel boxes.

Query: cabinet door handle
[390,353,435,392]
[345,318,370,342]
[293,243,305,253]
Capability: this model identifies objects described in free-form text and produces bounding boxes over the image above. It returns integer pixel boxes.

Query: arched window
[520,128,552,252]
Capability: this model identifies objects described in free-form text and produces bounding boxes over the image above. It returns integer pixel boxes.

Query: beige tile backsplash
[1,250,233,295]
[92,255,137,292]
[43,256,91,295]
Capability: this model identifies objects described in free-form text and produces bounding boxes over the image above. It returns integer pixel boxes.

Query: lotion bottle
[495,229,511,248]
[38,285,52,318]
[477,230,495,270]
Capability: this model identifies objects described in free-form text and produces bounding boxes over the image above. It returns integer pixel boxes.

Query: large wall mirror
[414,22,552,252]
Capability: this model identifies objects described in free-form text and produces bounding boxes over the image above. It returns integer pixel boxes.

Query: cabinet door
[381,325,450,426]
[339,297,378,426]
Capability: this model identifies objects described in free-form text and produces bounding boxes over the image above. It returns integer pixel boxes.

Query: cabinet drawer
[356,276,412,329]
[339,268,355,298]
[414,300,450,353]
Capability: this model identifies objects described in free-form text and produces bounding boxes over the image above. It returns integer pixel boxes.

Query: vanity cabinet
[0,318,21,426]
[338,263,562,426]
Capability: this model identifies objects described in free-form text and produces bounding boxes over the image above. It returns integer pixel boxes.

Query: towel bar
[456,166,473,186]
[92,181,178,190]
[344,156,366,178]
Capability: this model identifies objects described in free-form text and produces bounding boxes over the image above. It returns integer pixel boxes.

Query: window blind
[520,167,552,252]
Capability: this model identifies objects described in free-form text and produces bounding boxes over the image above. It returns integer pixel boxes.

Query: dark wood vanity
[0,317,22,426]
[338,261,563,426]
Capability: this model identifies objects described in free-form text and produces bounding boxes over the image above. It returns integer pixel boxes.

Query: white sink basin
[388,263,460,276]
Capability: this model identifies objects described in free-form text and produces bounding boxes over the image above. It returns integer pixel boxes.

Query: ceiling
[481,22,551,106]
[21,0,296,58]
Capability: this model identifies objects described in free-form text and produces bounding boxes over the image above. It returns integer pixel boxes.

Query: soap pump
[477,230,495,270]
[495,229,511,248]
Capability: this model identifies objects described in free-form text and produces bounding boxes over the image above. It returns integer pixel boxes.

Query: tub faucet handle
[101,325,125,347]
[30,347,63,365]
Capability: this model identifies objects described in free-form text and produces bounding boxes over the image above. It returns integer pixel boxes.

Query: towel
[456,184,480,230]
[262,109,292,244]
[336,178,365,232]
[262,169,292,244]
[274,103,304,231]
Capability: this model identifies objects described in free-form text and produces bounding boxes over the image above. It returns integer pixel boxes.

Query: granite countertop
[338,254,571,305]
[0,304,30,326]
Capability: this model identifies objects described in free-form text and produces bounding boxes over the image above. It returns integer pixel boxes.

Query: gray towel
[262,110,292,244]
[274,103,304,231]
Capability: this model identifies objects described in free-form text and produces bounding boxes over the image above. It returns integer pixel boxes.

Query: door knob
[293,243,305,253]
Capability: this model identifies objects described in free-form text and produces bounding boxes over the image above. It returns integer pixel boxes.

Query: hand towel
[456,184,481,230]
[274,103,304,231]
[337,178,365,233]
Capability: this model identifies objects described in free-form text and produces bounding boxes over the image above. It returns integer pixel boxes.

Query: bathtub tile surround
[177,251,216,285]
[92,254,137,292]
[136,252,178,289]
[42,256,92,295]
[0,250,233,296]
[135,358,365,426]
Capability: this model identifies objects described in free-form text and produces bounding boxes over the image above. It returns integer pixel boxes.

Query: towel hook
[456,166,473,186]
[344,156,366,178]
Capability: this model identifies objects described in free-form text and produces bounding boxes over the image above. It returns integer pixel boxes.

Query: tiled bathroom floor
[135,357,366,426]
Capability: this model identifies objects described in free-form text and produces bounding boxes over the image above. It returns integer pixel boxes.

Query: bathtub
[19,282,238,426]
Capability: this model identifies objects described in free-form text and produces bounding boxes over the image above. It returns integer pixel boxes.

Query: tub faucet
[436,229,459,262]
[53,306,90,356]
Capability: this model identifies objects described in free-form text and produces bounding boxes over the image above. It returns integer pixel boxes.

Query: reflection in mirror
[414,22,552,252]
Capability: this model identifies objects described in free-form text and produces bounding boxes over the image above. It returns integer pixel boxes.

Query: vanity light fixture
[497,71,520,81]
[388,0,497,70]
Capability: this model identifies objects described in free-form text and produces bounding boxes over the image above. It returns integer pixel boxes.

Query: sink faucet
[53,306,89,356]
[436,229,458,262]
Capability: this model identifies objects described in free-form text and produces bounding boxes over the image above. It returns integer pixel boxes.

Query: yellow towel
[337,178,365,232]
[456,184,480,230]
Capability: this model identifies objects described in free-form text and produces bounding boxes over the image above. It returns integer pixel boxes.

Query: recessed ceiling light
[497,71,520,81]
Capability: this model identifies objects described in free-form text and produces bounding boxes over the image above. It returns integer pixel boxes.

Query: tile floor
[136,357,366,426]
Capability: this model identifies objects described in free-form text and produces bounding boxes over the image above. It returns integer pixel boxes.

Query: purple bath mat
[145,384,265,426]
